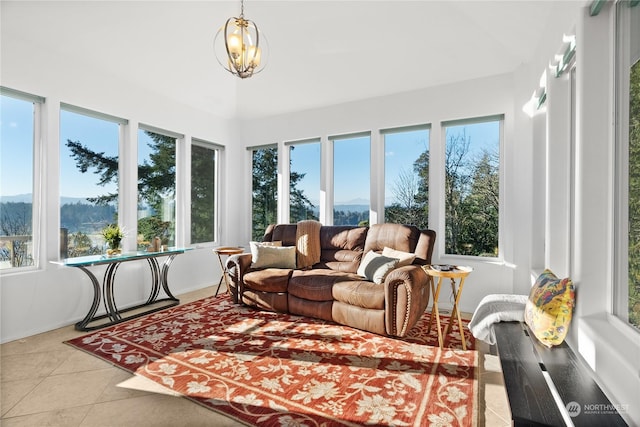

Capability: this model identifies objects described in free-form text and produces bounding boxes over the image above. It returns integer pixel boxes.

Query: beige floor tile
[112,373,181,397]
[0,405,92,427]
[95,370,159,402]
[480,405,512,427]
[79,394,242,427]
[1,377,42,417]
[4,368,115,418]
[480,371,511,422]
[51,347,113,375]
[1,349,74,382]
[1,326,83,357]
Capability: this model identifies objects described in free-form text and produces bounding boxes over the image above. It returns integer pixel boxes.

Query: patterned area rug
[66,296,477,427]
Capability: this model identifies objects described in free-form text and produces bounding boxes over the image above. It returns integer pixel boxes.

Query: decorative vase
[106,240,121,256]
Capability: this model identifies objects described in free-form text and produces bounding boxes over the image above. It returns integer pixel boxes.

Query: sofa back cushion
[263,224,297,246]
[363,223,435,266]
[364,223,420,253]
[317,226,367,273]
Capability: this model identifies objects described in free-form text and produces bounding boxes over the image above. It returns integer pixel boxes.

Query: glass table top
[52,247,193,267]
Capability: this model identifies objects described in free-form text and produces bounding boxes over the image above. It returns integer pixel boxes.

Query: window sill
[573,312,640,424]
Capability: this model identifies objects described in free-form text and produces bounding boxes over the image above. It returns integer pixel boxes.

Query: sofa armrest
[226,253,253,303]
[384,265,430,337]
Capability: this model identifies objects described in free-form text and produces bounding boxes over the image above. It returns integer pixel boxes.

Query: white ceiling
[3,1,584,120]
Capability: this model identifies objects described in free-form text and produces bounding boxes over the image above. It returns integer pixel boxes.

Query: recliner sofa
[226,223,436,337]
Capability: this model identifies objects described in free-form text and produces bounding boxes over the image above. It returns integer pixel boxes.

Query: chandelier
[214,0,267,79]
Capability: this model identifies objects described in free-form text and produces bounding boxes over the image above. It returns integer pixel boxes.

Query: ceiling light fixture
[214,0,267,79]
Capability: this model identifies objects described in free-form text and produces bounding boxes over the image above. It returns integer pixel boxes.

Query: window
[0,89,41,269]
[332,134,370,226]
[288,139,320,223]
[191,141,219,244]
[443,117,502,257]
[615,0,640,330]
[138,128,177,249]
[60,106,122,258]
[251,145,278,240]
[383,126,430,228]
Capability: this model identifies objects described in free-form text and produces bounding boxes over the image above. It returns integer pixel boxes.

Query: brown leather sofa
[226,223,436,337]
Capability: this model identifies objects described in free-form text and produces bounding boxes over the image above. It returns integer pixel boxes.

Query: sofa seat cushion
[243,268,293,293]
[332,280,385,310]
[288,269,361,302]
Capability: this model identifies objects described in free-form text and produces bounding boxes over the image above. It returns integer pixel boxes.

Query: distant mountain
[0,194,92,205]
[0,194,32,203]
[333,204,369,213]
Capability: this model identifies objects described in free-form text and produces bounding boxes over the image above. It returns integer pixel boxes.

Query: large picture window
[332,134,370,226]
[138,128,177,249]
[60,106,122,257]
[616,0,640,330]
[191,141,219,244]
[443,117,502,257]
[0,90,40,269]
[251,145,278,240]
[383,126,430,228]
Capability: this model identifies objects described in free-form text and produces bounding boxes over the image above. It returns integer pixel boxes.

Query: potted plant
[101,224,124,256]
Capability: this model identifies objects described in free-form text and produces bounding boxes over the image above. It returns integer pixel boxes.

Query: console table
[53,248,191,331]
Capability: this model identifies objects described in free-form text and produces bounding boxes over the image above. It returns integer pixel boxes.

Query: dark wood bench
[493,321,628,426]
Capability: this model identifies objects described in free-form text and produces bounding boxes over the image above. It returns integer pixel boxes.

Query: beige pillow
[250,242,296,269]
[382,247,416,267]
[357,251,399,284]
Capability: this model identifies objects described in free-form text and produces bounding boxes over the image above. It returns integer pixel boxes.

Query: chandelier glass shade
[214,0,267,79]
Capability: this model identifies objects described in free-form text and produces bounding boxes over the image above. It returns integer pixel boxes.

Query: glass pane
[444,120,500,257]
[191,144,217,244]
[333,136,370,226]
[625,3,640,329]
[289,142,320,223]
[138,129,176,249]
[60,109,119,257]
[252,146,278,240]
[384,128,430,228]
[0,95,35,269]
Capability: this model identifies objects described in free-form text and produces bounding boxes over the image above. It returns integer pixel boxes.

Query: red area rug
[66,296,477,427]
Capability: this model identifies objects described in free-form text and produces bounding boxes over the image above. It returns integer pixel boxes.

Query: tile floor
[1,286,511,426]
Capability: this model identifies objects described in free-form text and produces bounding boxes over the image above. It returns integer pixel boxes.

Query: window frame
[329,131,372,226]
[0,87,44,273]
[59,104,125,258]
[614,0,639,331]
[380,124,431,229]
[440,115,504,261]
[284,137,321,224]
[190,138,223,245]
[248,144,278,240]
[137,125,182,249]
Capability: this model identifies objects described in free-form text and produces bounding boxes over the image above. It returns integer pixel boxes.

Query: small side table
[213,247,244,297]
[422,265,473,350]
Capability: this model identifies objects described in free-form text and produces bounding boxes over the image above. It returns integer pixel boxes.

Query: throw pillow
[249,242,296,269]
[524,269,576,347]
[357,251,399,284]
[381,246,416,267]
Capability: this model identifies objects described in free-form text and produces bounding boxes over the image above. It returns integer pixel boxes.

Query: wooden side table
[213,247,244,297]
[422,265,473,350]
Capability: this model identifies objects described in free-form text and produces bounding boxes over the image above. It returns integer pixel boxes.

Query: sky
[2,94,499,206]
